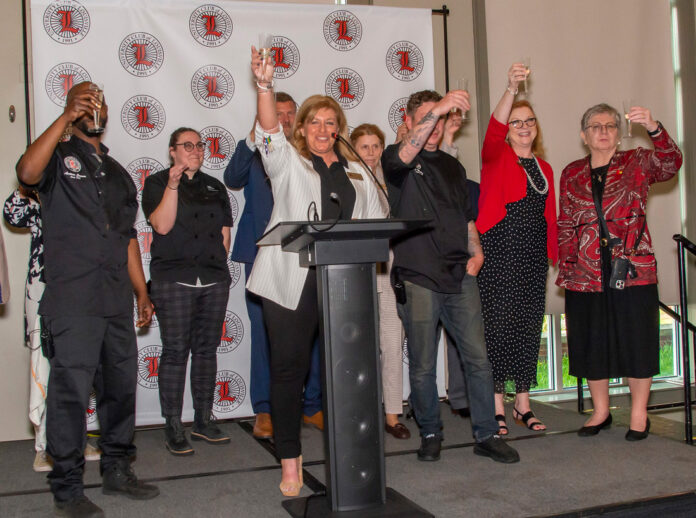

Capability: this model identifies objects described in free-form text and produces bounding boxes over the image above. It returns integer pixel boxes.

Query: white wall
[0,0,33,441]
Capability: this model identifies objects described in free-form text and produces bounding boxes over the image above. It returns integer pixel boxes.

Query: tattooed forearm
[398,110,439,164]
[467,221,483,257]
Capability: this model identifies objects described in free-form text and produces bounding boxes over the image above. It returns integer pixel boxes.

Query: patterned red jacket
[556,128,682,292]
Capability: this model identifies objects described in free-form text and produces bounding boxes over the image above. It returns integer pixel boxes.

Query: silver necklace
[518,155,549,195]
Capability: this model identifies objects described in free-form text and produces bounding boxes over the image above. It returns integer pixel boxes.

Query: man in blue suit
[224,92,323,439]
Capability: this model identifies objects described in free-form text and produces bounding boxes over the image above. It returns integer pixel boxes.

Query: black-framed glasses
[174,141,206,152]
[508,117,537,129]
[585,123,619,133]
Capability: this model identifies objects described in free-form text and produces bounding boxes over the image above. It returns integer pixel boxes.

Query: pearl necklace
[518,155,549,195]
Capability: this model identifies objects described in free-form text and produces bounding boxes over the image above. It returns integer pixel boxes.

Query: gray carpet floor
[2,400,696,517]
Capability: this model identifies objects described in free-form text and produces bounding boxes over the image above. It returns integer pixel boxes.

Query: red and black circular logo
[135,220,153,266]
[127,157,164,202]
[385,41,424,82]
[86,391,98,424]
[227,259,242,289]
[43,0,90,44]
[45,63,90,106]
[269,36,300,80]
[323,10,362,51]
[189,4,233,47]
[388,97,409,133]
[137,344,162,389]
[325,68,364,110]
[218,310,244,354]
[213,370,246,414]
[119,32,164,77]
[200,126,235,171]
[226,189,239,223]
[121,95,166,140]
[191,65,234,109]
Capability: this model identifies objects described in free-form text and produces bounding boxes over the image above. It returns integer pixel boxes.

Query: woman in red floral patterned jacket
[556,103,682,441]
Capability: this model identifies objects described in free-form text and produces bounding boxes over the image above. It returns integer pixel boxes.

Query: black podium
[258,219,432,518]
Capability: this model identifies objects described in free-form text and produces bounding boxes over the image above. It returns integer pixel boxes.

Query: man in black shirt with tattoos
[382,90,519,464]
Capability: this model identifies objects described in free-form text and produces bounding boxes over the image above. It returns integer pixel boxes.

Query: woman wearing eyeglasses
[557,104,682,440]
[142,127,233,455]
[477,63,558,435]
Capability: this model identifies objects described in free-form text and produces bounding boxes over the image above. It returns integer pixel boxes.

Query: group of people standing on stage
[10,46,682,515]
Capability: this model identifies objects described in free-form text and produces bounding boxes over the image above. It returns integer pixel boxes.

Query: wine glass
[451,78,469,119]
[87,83,104,135]
[521,57,531,93]
[623,99,636,138]
[258,33,274,74]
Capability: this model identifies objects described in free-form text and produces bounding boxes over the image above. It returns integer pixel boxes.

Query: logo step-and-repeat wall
[32,0,445,426]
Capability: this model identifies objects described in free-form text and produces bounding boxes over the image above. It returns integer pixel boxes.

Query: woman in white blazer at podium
[248,47,385,497]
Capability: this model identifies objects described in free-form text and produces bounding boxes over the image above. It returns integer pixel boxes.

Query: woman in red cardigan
[557,103,682,440]
[477,63,558,435]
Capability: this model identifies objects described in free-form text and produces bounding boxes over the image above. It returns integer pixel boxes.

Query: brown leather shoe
[253,413,273,439]
[385,422,411,439]
[303,411,324,431]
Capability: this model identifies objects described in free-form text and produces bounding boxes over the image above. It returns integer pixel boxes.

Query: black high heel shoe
[625,417,650,441]
[577,414,612,437]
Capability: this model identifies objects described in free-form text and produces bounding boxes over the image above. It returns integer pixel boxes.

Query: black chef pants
[43,314,137,502]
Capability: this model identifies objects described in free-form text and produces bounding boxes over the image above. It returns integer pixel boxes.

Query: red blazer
[476,115,558,263]
[555,128,682,292]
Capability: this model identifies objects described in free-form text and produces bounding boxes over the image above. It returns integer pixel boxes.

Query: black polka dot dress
[478,157,548,393]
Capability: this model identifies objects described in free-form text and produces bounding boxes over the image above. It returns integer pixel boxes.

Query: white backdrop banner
[31,0,439,426]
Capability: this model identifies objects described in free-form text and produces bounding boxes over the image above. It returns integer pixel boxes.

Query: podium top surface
[256,218,429,252]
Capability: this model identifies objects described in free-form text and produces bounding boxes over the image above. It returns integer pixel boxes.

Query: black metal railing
[576,234,696,444]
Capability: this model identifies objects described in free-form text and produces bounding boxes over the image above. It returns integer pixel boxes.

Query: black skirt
[565,284,659,379]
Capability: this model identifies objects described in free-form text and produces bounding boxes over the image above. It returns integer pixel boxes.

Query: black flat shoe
[625,417,650,441]
[577,414,612,437]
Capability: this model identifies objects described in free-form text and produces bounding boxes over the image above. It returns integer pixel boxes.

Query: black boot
[191,408,230,444]
[54,495,104,517]
[101,460,160,500]
[164,416,194,455]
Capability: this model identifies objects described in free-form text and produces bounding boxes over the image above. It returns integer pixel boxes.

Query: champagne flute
[521,57,531,93]
[623,99,636,138]
[88,83,104,135]
[450,78,469,119]
[258,33,274,75]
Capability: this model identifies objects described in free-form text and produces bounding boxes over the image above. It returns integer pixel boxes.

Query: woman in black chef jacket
[142,127,232,456]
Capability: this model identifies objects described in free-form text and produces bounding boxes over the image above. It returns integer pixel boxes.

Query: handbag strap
[590,169,622,250]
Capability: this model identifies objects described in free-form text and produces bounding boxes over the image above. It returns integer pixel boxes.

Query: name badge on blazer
[347,171,363,181]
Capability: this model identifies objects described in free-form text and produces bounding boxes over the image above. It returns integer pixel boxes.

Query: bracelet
[166,184,178,191]
[256,80,275,91]
[506,85,518,95]
[647,121,662,137]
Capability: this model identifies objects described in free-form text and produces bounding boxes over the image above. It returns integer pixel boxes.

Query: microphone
[329,191,343,220]
[331,132,391,218]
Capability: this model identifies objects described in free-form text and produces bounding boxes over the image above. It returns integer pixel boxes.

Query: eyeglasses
[585,123,618,133]
[174,141,206,152]
[508,117,536,129]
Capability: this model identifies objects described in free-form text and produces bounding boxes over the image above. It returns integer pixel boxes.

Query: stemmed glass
[258,33,274,73]
[521,57,531,93]
[623,99,636,138]
[87,83,104,135]
[450,78,469,119]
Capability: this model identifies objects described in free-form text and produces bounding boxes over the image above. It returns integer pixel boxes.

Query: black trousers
[261,270,319,459]
[44,314,137,502]
[150,280,230,417]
